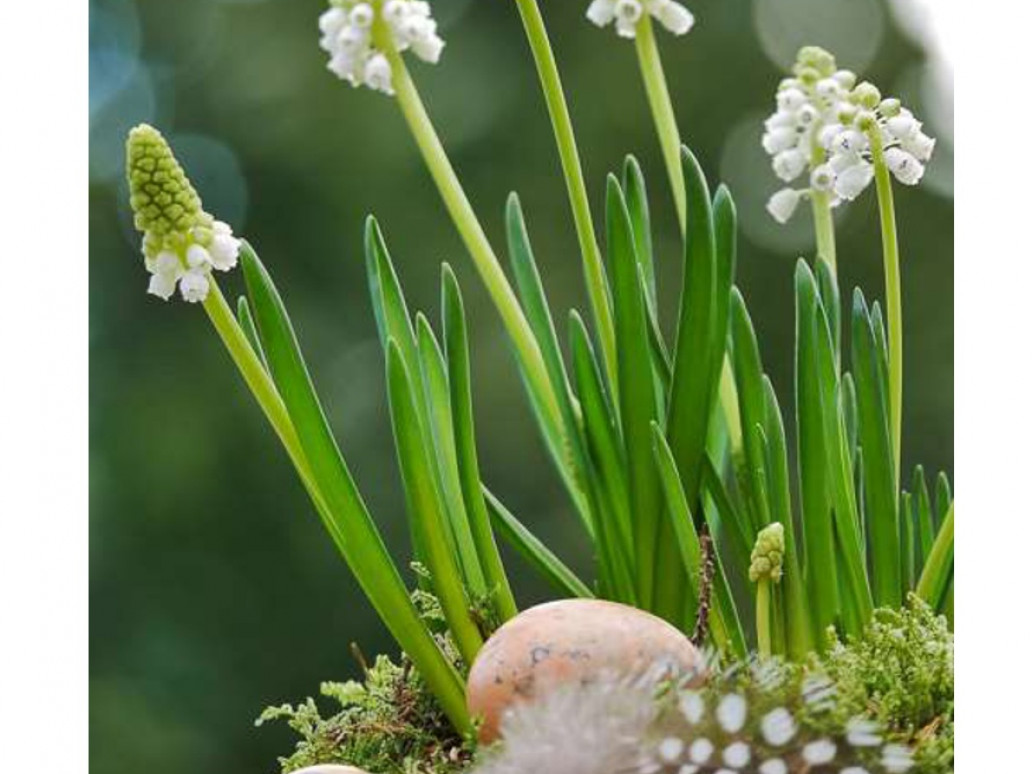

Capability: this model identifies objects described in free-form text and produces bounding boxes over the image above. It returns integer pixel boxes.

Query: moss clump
[815,595,954,772]
[256,651,472,774]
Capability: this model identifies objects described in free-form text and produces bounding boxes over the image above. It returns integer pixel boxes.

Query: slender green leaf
[852,289,901,607]
[441,265,517,621]
[706,185,739,488]
[652,424,747,657]
[364,218,433,569]
[935,471,952,531]
[581,453,637,604]
[504,195,593,532]
[815,256,840,361]
[364,218,421,376]
[236,295,268,371]
[483,486,594,599]
[666,147,718,507]
[569,311,633,563]
[622,155,656,307]
[871,301,890,380]
[854,447,867,563]
[238,243,468,730]
[900,490,916,592]
[812,290,874,632]
[641,264,672,407]
[842,372,858,468]
[385,340,484,664]
[607,175,666,612]
[916,503,954,611]
[730,288,770,538]
[711,185,739,409]
[794,260,839,641]
[415,314,487,596]
[913,465,935,565]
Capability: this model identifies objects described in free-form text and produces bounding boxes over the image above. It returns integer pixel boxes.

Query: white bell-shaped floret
[772,148,807,182]
[884,147,925,185]
[766,188,803,224]
[810,163,836,191]
[179,269,211,303]
[901,130,935,162]
[762,127,798,155]
[654,0,694,35]
[586,0,618,26]
[349,3,375,29]
[833,161,875,201]
[364,52,394,95]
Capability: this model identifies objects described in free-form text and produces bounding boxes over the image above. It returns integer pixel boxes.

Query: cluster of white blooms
[586,0,695,38]
[763,47,936,224]
[318,1,444,95]
[127,125,241,303]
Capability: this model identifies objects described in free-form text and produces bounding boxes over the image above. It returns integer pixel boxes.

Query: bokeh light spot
[719,113,815,256]
[754,0,885,73]
[167,134,250,231]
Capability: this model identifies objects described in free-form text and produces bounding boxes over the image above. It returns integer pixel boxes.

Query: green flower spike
[125,124,241,303]
[750,522,785,658]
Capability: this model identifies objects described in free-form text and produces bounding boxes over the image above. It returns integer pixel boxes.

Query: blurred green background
[89,1,953,772]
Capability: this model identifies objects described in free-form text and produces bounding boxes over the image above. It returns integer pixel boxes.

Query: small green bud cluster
[749,522,785,583]
[127,124,203,237]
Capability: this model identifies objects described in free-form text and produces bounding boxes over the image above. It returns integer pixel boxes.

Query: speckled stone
[466,599,703,742]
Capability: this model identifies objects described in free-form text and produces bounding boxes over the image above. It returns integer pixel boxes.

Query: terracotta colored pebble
[466,599,704,743]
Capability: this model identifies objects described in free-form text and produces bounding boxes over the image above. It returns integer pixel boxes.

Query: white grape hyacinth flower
[586,0,695,39]
[127,124,242,304]
[319,0,445,95]
[761,46,936,223]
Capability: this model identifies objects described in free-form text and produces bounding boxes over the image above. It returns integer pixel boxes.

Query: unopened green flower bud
[833,69,857,90]
[879,97,902,117]
[795,66,821,86]
[749,523,785,583]
[851,81,881,109]
[856,110,879,133]
[796,45,836,77]
[126,124,204,238]
[837,103,859,125]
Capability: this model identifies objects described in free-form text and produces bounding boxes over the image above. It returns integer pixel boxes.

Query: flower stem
[634,15,686,231]
[869,133,903,490]
[809,188,838,275]
[512,0,618,395]
[756,579,772,658]
[381,44,566,449]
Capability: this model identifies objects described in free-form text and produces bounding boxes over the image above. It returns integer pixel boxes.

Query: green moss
[814,595,954,772]
[256,652,472,774]
[258,578,476,773]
